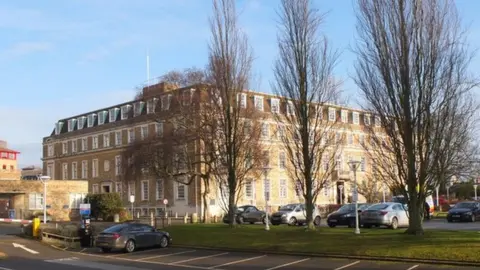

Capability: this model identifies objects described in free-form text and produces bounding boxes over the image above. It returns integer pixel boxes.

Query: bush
[118,208,132,222]
[85,193,123,221]
[41,225,79,238]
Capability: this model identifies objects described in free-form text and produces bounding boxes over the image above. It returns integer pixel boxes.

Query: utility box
[32,218,40,238]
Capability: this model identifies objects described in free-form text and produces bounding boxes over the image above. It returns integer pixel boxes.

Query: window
[315,105,323,120]
[104,160,110,172]
[360,157,366,172]
[92,159,98,178]
[182,91,192,106]
[87,113,96,127]
[156,122,163,137]
[47,145,54,157]
[115,131,122,145]
[134,101,145,117]
[375,116,381,127]
[77,116,86,130]
[264,179,271,201]
[348,134,353,145]
[341,110,348,123]
[81,138,87,151]
[156,180,164,200]
[328,108,336,121]
[115,182,122,193]
[128,182,135,196]
[46,163,54,178]
[279,152,286,169]
[103,133,110,147]
[353,112,360,125]
[147,98,158,114]
[28,193,43,210]
[127,129,135,143]
[98,111,107,125]
[161,95,172,110]
[62,142,68,154]
[62,163,68,180]
[245,180,253,199]
[277,125,285,140]
[92,136,99,149]
[92,184,99,194]
[141,180,149,201]
[295,180,303,197]
[176,183,186,200]
[67,119,76,132]
[254,96,264,111]
[286,101,294,115]
[261,123,269,137]
[81,160,88,179]
[69,193,86,209]
[115,155,121,176]
[364,114,371,126]
[71,140,77,153]
[121,105,131,120]
[71,162,77,179]
[279,179,287,199]
[109,108,119,122]
[359,134,365,145]
[270,98,280,113]
[55,121,64,135]
[140,126,148,140]
[239,93,247,108]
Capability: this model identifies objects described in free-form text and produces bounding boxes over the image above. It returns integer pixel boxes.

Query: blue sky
[1,0,479,167]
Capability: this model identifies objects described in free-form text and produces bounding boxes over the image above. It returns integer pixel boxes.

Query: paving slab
[178,251,265,268]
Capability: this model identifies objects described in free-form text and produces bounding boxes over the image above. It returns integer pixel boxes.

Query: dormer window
[55,122,64,135]
[121,105,131,120]
[98,111,107,125]
[353,112,360,125]
[254,96,264,111]
[328,108,336,121]
[77,116,86,130]
[271,98,280,113]
[109,108,119,122]
[286,101,294,115]
[87,113,97,128]
[364,114,371,126]
[147,98,158,114]
[134,101,145,117]
[341,110,348,123]
[67,119,77,132]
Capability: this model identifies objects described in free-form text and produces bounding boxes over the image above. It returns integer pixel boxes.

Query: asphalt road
[0,222,478,270]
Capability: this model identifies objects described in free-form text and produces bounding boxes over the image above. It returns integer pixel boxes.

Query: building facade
[43,82,380,218]
[0,140,20,181]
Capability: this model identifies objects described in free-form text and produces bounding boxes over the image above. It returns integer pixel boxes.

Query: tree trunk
[305,192,315,230]
[228,187,236,228]
[405,192,424,235]
[202,190,210,223]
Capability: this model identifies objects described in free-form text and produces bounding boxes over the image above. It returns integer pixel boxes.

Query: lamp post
[474,184,478,201]
[382,182,386,203]
[39,176,51,224]
[338,184,344,205]
[435,186,440,207]
[129,195,135,217]
[263,166,271,231]
[348,160,361,235]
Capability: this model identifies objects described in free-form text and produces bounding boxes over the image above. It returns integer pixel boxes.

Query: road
[0,223,477,270]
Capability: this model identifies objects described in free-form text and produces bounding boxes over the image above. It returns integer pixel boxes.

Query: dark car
[95,223,171,253]
[327,203,371,228]
[447,201,480,222]
[222,205,267,224]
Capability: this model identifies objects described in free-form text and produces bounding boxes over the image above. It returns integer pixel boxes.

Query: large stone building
[0,140,21,180]
[42,82,379,218]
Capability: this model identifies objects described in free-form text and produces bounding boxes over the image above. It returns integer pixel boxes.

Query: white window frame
[261,123,269,138]
[141,180,149,201]
[81,138,87,151]
[175,182,186,201]
[46,162,54,178]
[156,180,164,200]
[103,133,110,147]
[71,162,77,179]
[361,157,366,172]
[147,98,158,114]
[115,131,122,145]
[263,179,271,200]
[71,140,77,153]
[341,110,348,123]
[286,101,294,115]
[62,163,68,180]
[128,182,135,196]
[156,122,163,137]
[161,95,172,111]
[28,193,44,210]
[347,133,353,145]
[115,182,122,193]
[92,184,99,194]
[92,159,98,178]
[239,93,247,108]
[279,179,287,199]
[121,105,131,120]
[47,145,54,157]
[69,193,86,209]
[98,111,107,125]
[109,108,118,122]
[77,116,86,130]
[67,119,76,132]
[315,105,323,120]
[270,98,280,113]
[115,155,122,176]
[55,122,64,135]
[254,96,264,111]
[279,152,286,169]
[87,113,96,128]
[104,160,110,172]
[328,108,336,122]
[134,101,145,117]
[364,114,371,126]
[92,136,99,149]
[353,112,360,125]
[127,128,135,143]
[81,160,88,179]
[245,179,253,200]
[62,142,68,154]
[140,125,148,140]
[375,116,381,127]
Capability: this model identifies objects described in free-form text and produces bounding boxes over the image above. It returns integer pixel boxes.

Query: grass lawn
[164,224,480,262]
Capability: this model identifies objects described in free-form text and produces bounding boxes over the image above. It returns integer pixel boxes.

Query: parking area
[74,247,478,270]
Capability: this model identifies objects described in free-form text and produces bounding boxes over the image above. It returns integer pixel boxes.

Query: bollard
[175,212,178,218]
[32,218,40,238]
[183,214,188,224]
[150,212,154,227]
[167,217,171,226]
[136,211,140,219]
[114,214,119,223]
[192,213,198,223]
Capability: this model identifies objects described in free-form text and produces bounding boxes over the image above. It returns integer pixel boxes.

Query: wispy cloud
[1,41,53,59]
[77,37,138,64]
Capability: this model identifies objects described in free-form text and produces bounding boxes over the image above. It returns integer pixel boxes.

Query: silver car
[360,202,409,229]
[270,203,322,226]
[95,223,171,253]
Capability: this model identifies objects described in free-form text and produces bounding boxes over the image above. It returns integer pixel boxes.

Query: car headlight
[281,214,286,218]
[343,213,353,218]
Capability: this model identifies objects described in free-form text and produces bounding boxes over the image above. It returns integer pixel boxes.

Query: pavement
[0,222,478,270]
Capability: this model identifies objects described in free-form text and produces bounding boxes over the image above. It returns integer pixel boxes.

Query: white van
[391,195,434,219]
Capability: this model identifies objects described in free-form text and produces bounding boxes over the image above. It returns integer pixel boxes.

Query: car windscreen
[103,224,128,233]
[337,204,355,212]
[368,204,390,210]
[454,202,475,209]
[359,204,371,210]
[279,204,297,211]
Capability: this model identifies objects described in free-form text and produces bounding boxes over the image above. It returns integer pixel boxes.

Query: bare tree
[354,0,478,235]
[272,0,341,230]
[160,67,207,87]
[357,173,384,203]
[207,0,265,227]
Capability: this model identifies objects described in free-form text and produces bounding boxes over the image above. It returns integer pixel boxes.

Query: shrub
[118,208,132,222]
[85,193,123,221]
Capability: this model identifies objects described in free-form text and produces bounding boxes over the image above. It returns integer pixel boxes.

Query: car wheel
[471,215,476,222]
[313,216,321,226]
[390,217,398,230]
[101,248,112,253]
[124,239,136,253]
[328,223,336,228]
[288,217,297,226]
[159,236,169,248]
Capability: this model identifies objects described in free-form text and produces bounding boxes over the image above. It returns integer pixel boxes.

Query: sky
[1,0,480,168]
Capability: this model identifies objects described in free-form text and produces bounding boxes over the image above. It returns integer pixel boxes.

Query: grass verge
[164,224,480,262]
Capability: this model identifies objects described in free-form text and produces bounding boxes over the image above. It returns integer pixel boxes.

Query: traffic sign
[163,198,168,205]
[79,203,91,216]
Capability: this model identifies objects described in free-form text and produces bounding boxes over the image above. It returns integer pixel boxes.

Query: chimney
[142,82,179,99]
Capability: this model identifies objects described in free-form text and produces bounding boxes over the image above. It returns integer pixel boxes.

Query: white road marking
[334,260,361,270]
[264,258,311,270]
[406,265,419,270]
[207,255,265,269]
[169,252,229,264]
[45,257,79,262]
[12,243,39,254]
[0,267,14,270]
[108,248,163,257]
[136,250,197,261]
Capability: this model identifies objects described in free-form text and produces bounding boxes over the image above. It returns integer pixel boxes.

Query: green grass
[164,224,480,262]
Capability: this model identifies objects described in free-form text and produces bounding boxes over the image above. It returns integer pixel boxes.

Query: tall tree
[354,0,478,235]
[207,0,263,226]
[272,0,341,230]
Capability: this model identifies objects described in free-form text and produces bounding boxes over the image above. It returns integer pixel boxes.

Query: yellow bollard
[32,218,40,238]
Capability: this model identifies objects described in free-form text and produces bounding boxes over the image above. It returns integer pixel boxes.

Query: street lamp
[338,184,344,205]
[474,183,478,201]
[348,160,361,235]
[129,195,135,217]
[263,166,271,231]
[39,175,51,224]
[382,182,386,203]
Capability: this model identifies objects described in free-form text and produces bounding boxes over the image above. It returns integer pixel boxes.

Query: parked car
[95,223,171,253]
[327,203,371,228]
[446,201,480,222]
[392,194,435,219]
[360,202,408,230]
[222,205,267,224]
[270,203,322,226]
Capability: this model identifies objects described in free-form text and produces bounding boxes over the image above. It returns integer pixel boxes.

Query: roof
[0,147,20,153]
